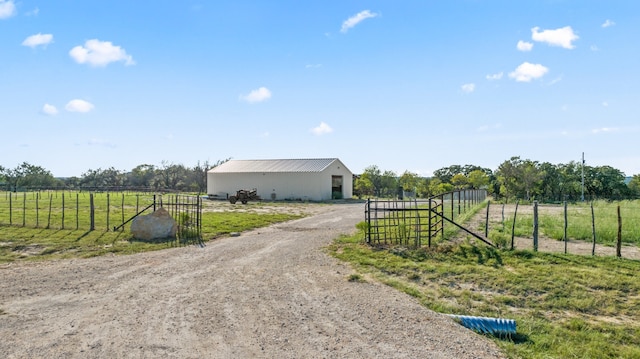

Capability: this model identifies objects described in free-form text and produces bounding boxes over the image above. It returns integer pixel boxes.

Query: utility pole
[581,152,585,202]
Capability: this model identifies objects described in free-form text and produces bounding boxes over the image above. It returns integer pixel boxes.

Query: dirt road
[0,203,504,358]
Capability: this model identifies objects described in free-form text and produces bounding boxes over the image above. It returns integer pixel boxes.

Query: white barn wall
[209,173,322,201]
[207,159,352,201]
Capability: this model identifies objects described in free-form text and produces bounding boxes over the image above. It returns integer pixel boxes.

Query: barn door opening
[332,175,343,199]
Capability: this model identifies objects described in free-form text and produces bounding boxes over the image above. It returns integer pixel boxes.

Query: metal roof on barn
[209,158,343,173]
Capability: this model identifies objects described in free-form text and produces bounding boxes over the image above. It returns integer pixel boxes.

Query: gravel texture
[0,203,505,358]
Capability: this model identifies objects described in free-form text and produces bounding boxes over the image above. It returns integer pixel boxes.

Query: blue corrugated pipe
[448,315,516,338]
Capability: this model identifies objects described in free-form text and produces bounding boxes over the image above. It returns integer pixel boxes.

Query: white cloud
[590,45,599,51]
[22,33,53,48]
[69,39,135,67]
[602,101,609,107]
[592,127,619,134]
[341,10,378,33]
[509,62,549,82]
[461,83,475,93]
[88,138,116,148]
[240,87,272,103]
[531,26,579,49]
[65,99,95,113]
[41,104,58,116]
[602,19,615,28]
[25,7,39,16]
[0,0,16,19]
[486,72,503,81]
[311,122,333,135]
[517,40,533,52]
[548,76,562,86]
[477,123,502,132]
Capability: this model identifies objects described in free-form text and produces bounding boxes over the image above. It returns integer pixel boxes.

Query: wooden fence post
[47,193,52,229]
[62,192,65,229]
[36,192,39,228]
[121,193,125,231]
[106,192,110,231]
[533,201,538,252]
[90,193,95,231]
[591,201,596,256]
[22,192,26,227]
[564,201,568,254]
[617,205,622,258]
[511,200,519,250]
[485,200,490,237]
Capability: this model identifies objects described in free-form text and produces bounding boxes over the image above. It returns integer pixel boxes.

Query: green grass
[0,191,160,231]
[329,232,640,358]
[503,200,640,246]
[0,191,305,263]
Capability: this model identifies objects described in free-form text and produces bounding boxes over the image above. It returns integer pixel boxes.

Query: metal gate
[115,194,203,244]
[364,189,492,248]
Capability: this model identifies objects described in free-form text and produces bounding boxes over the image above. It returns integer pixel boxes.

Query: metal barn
[207,158,353,201]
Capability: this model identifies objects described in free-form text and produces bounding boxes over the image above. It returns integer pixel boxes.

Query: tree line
[0,159,228,193]
[354,157,640,201]
[3,156,639,201]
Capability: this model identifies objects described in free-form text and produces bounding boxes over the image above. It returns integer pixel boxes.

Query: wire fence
[363,191,640,259]
[486,200,640,259]
[0,191,202,241]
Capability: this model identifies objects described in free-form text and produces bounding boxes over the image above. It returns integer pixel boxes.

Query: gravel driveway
[0,203,505,358]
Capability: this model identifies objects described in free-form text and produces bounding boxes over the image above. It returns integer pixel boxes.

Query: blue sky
[1,1,639,178]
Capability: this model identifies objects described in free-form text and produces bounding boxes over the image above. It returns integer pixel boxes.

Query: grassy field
[329,201,640,359]
[0,191,305,263]
[0,191,168,231]
[496,200,640,246]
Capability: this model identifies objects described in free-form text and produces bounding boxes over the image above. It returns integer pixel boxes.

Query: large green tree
[467,169,489,189]
[450,173,468,189]
[362,165,383,196]
[1,162,58,191]
[354,173,374,198]
[398,171,419,192]
[127,164,156,188]
[628,174,640,198]
[585,165,629,199]
[495,156,523,202]
[520,159,544,200]
[433,164,491,184]
[380,170,398,197]
[80,167,125,188]
[416,177,432,198]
